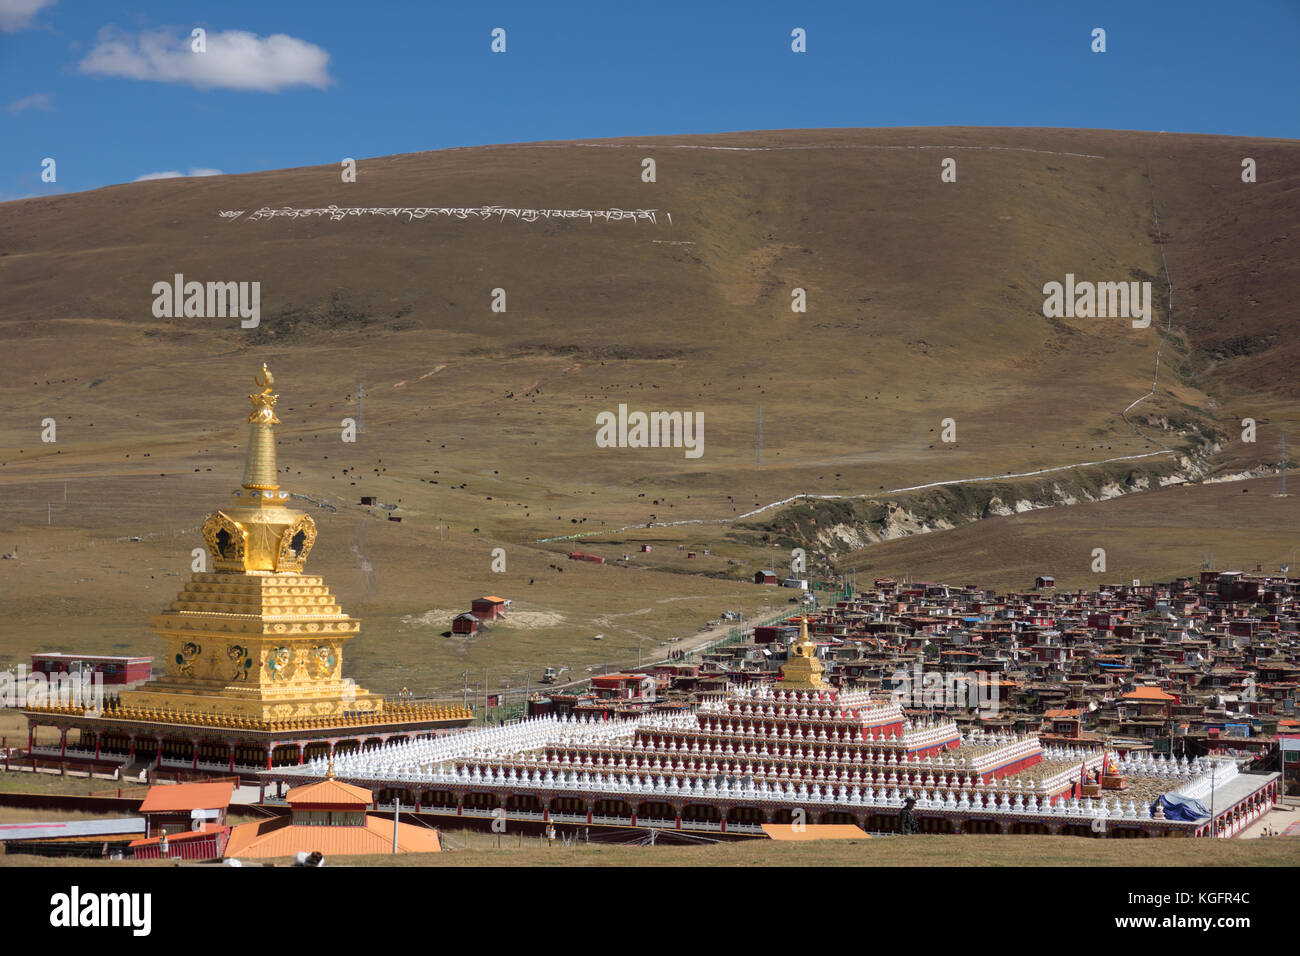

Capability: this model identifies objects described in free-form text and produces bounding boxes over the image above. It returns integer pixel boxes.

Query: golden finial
[327,755,336,779]
[247,364,280,425]
[242,364,282,492]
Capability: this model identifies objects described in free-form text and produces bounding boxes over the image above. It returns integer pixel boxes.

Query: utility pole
[358,382,365,434]
[392,795,400,854]
[1209,760,1216,837]
[1279,432,1287,496]
[756,406,763,468]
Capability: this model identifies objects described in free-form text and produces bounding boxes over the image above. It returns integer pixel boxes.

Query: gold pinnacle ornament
[242,363,281,491]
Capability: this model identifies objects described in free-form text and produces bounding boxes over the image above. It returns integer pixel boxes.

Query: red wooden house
[29,653,152,686]
[470,596,510,620]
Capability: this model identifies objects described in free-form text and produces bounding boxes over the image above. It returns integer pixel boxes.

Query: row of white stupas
[297,706,1041,784]
[611,730,1037,765]
[662,718,954,743]
[285,709,1062,806]
[281,702,1235,820]
[535,745,1041,772]
[300,716,637,780]
[1116,752,1212,778]
[486,764,1047,796]
[697,695,899,720]
[1173,757,1239,800]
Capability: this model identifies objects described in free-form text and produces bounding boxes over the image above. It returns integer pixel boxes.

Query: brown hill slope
[0,127,1296,692]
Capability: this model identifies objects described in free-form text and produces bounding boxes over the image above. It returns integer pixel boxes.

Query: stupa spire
[242,363,281,492]
[780,614,830,690]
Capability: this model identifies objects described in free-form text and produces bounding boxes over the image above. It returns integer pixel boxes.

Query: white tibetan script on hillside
[219,205,669,225]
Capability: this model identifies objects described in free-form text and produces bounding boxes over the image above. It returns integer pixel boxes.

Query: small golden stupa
[119,364,386,723]
[779,616,830,690]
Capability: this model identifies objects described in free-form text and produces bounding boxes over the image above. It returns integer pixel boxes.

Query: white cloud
[79,26,334,92]
[135,167,223,182]
[0,0,57,33]
[5,92,53,114]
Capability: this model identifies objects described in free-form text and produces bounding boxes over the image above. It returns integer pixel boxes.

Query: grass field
[3,833,1296,867]
[0,771,122,795]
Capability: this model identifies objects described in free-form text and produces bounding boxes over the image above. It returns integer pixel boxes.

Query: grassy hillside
[0,127,1296,695]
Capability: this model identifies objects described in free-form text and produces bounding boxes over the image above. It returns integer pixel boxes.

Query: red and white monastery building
[265,681,1279,839]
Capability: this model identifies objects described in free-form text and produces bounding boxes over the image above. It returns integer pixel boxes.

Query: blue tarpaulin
[1150,793,1210,821]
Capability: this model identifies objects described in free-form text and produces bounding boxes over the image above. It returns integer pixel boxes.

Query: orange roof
[224,816,441,858]
[1044,708,1083,718]
[1122,686,1177,701]
[285,778,373,807]
[128,824,226,848]
[138,781,233,813]
[477,596,507,604]
[762,824,868,841]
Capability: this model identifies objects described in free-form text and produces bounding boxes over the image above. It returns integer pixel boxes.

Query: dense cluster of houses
[532,570,1299,795]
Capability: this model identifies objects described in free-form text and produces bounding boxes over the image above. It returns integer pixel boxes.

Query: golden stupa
[119,365,386,723]
[779,616,830,690]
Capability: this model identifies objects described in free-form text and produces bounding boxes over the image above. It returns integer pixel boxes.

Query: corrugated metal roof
[225,817,440,857]
[762,824,868,841]
[139,781,233,813]
[285,778,373,806]
[128,824,227,848]
[0,817,145,842]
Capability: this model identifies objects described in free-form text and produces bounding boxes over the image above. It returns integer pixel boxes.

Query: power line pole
[358,382,365,434]
[1279,432,1287,496]
[1209,760,1216,837]
[392,795,400,854]
[756,406,763,467]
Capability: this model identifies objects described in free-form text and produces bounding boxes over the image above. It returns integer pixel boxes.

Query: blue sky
[2,0,1297,200]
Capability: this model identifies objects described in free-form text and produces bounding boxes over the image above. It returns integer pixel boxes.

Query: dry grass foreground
[2,833,1297,868]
